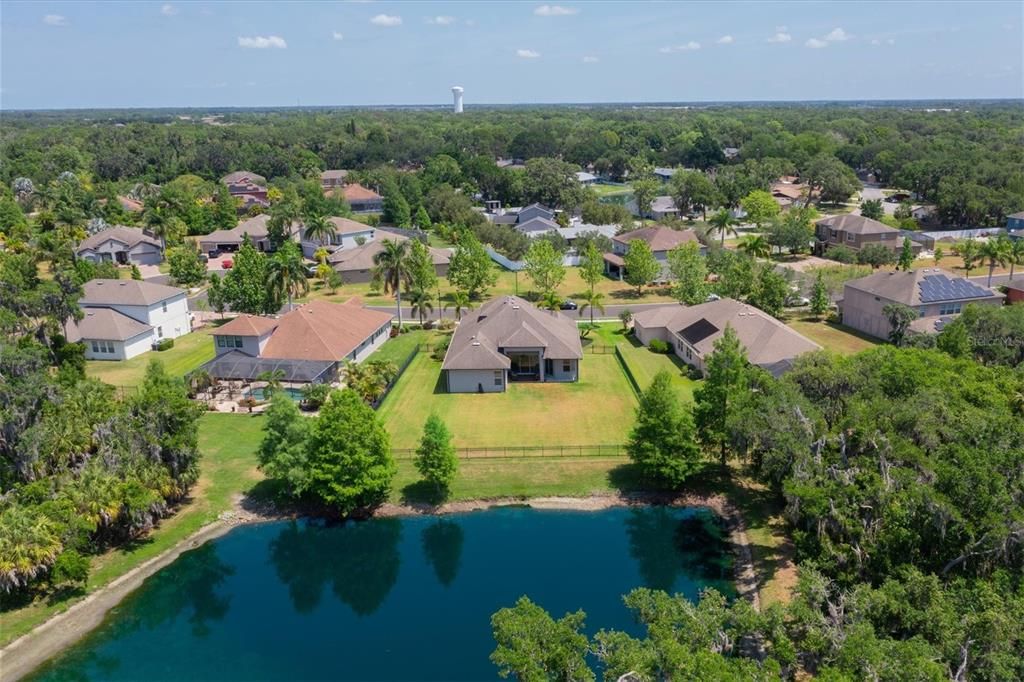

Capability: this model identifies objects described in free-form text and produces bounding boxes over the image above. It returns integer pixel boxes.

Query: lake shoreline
[1,491,759,682]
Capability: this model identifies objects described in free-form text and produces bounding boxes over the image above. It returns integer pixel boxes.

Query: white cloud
[426,15,456,25]
[370,14,402,26]
[534,5,578,16]
[716,35,734,45]
[659,41,701,53]
[516,48,541,58]
[870,38,880,45]
[825,27,850,42]
[42,14,67,26]
[767,32,791,43]
[887,38,896,45]
[582,55,599,63]
[237,35,287,49]
[805,38,828,48]
[332,31,344,41]
[160,4,177,16]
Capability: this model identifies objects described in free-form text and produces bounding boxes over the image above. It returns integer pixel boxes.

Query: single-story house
[647,196,679,221]
[77,226,163,266]
[203,299,393,385]
[298,216,377,257]
[838,267,1004,339]
[199,214,283,254]
[633,298,821,377]
[575,171,598,186]
[654,167,678,183]
[770,182,807,208]
[321,169,350,189]
[441,296,583,393]
[69,279,191,360]
[603,226,704,280]
[328,234,450,283]
[339,184,383,213]
[1004,280,1024,304]
[1006,210,1024,235]
[517,216,561,234]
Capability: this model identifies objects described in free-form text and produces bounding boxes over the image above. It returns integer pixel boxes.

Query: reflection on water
[269,518,402,616]
[421,519,464,588]
[30,507,734,682]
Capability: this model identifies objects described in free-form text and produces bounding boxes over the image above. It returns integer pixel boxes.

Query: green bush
[648,339,670,354]
[431,336,451,361]
[51,549,90,588]
[686,364,704,380]
[154,338,174,351]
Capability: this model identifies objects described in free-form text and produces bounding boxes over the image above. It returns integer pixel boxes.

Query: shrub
[50,549,90,588]
[154,338,174,351]
[648,339,670,354]
[436,317,456,331]
[300,383,332,411]
[686,364,704,380]
[431,336,452,361]
[826,245,857,264]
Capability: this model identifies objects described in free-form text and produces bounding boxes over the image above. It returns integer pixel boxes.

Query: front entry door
[544,358,553,379]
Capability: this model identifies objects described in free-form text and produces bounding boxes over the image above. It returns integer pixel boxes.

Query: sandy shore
[0,492,760,681]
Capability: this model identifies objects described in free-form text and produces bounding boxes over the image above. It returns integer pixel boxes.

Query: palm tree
[445,290,472,321]
[737,235,771,259]
[372,239,412,327]
[256,369,285,398]
[1007,238,1024,281]
[0,505,63,592]
[539,290,562,311]
[979,236,1011,287]
[302,213,337,248]
[708,209,739,247]
[578,290,606,325]
[408,287,434,326]
[266,241,309,311]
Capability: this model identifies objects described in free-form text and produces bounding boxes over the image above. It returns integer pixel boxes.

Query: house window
[91,340,99,353]
[493,371,503,386]
[92,340,113,353]
[939,303,962,315]
[846,233,855,242]
[157,326,163,338]
[217,336,226,348]
[162,301,168,313]
[216,335,244,348]
[918,307,926,317]
[562,360,571,373]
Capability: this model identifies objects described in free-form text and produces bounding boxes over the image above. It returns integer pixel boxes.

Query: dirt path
[0,492,762,681]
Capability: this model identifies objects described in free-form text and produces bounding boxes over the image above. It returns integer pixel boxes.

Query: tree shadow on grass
[400,480,448,508]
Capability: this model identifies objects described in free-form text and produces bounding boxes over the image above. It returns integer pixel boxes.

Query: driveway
[855,182,897,216]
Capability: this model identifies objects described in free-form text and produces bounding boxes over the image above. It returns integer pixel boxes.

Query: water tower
[451,86,464,114]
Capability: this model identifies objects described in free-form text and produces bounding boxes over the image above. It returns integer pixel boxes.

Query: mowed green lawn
[377,352,638,450]
[85,326,217,387]
[781,313,879,355]
[588,324,699,401]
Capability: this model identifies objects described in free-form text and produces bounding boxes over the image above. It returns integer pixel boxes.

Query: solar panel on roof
[678,318,719,345]
[918,275,993,303]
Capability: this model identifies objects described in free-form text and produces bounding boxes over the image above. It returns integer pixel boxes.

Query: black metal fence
[613,346,643,398]
[391,444,628,460]
[586,344,615,354]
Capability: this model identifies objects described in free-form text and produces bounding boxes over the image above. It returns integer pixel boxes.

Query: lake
[29,506,735,681]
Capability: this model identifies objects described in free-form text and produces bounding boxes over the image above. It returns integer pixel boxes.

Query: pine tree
[810,271,830,319]
[415,414,458,498]
[898,236,914,271]
[694,326,748,465]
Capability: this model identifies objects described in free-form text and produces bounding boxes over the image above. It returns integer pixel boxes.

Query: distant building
[297,216,377,257]
[452,86,464,114]
[633,298,820,377]
[70,279,191,361]
[340,183,383,213]
[1004,280,1024,305]
[838,268,1004,339]
[320,169,350,189]
[220,171,269,215]
[328,233,450,283]
[199,214,283,254]
[77,226,163,266]
[1007,210,1024,236]
[575,171,598,186]
[603,226,703,281]
[653,167,678,183]
[815,214,921,257]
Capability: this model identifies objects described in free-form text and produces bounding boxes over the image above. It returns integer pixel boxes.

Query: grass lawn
[782,312,879,355]
[591,183,633,197]
[377,351,638,450]
[85,326,217,388]
[368,329,439,365]
[588,324,698,401]
[301,266,677,307]
[0,413,265,647]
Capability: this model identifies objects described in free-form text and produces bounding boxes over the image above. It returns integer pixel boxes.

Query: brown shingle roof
[213,315,280,337]
[613,227,699,252]
[81,279,185,306]
[259,300,393,361]
[817,214,899,236]
[326,216,375,235]
[442,296,583,371]
[200,214,275,245]
[341,183,382,202]
[68,308,151,342]
[220,171,266,186]
[843,268,1002,306]
[633,298,820,376]
[321,169,349,181]
[77,226,161,253]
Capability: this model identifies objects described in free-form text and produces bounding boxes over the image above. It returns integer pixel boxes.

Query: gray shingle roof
[442,296,583,371]
[81,279,186,306]
[516,217,560,233]
[613,226,698,252]
[69,308,151,341]
[817,214,899,235]
[77,226,161,253]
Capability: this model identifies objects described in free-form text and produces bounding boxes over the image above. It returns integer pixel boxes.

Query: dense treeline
[0,222,203,597]
[2,104,1022,227]
[492,342,1024,680]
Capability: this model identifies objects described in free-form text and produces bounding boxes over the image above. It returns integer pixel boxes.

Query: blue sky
[1,1,1021,109]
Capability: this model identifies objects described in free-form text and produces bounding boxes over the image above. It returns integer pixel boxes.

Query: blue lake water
[29,506,735,681]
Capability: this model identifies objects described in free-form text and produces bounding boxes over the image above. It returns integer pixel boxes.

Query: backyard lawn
[301,266,677,308]
[588,324,699,401]
[782,313,879,355]
[85,325,217,387]
[377,351,638,450]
